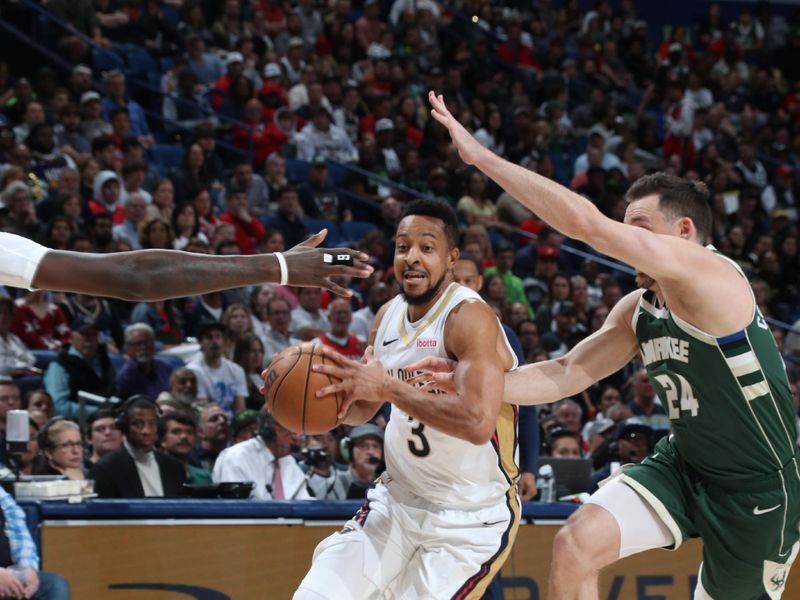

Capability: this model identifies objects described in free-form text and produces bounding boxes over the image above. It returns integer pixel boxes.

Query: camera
[302,447,330,468]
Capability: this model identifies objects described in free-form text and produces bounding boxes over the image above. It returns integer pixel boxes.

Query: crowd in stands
[0,0,797,503]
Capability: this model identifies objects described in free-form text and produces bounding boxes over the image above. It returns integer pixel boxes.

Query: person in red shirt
[88,170,125,225]
[219,185,265,255]
[211,52,245,111]
[11,290,70,350]
[496,20,540,73]
[313,298,361,359]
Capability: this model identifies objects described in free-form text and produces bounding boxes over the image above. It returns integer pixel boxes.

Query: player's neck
[406,284,450,322]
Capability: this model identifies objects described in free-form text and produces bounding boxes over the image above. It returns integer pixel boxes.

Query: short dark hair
[456,251,481,272]
[91,137,114,153]
[87,408,117,436]
[161,411,197,432]
[400,198,460,248]
[277,185,298,199]
[625,173,712,243]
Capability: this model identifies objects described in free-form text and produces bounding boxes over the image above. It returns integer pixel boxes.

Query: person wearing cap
[213,408,310,500]
[761,164,797,222]
[43,312,116,420]
[162,69,218,139]
[572,123,624,177]
[185,35,226,87]
[80,93,111,142]
[210,51,246,112]
[322,423,384,500]
[68,64,94,103]
[589,419,654,493]
[55,103,91,166]
[100,71,153,147]
[230,409,259,445]
[374,117,401,177]
[520,243,561,308]
[186,320,247,418]
[430,93,800,599]
[298,156,347,222]
[281,37,307,87]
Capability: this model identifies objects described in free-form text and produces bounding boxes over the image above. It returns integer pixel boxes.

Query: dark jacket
[89,446,185,498]
[56,344,116,403]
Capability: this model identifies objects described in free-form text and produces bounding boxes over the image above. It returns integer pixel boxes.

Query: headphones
[37,416,71,452]
[115,395,162,433]
[339,435,353,463]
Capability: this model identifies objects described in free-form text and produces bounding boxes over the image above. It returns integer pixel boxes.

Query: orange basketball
[263,343,344,434]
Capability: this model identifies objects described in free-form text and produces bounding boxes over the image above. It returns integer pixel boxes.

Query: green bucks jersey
[633,262,797,487]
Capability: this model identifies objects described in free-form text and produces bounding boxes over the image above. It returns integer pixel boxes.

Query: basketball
[263,343,344,435]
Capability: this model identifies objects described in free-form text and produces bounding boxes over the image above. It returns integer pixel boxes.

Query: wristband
[274,252,288,286]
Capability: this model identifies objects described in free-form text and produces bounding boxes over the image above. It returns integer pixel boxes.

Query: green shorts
[620,436,800,599]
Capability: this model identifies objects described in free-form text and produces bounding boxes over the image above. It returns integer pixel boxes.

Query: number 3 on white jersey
[654,373,700,419]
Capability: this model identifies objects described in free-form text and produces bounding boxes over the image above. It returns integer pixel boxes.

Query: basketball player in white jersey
[293,199,519,600]
[0,230,370,299]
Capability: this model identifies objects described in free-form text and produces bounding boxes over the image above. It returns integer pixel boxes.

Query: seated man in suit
[90,396,185,498]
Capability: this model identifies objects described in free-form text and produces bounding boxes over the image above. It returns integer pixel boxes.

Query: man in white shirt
[291,288,329,341]
[213,409,312,500]
[187,321,247,418]
[263,297,302,359]
[0,297,35,377]
[112,192,148,250]
[350,282,391,344]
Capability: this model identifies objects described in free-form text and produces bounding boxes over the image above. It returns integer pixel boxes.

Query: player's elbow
[465,415,496,445]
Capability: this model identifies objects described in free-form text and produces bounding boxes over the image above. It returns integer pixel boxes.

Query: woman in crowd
[456,171,499,228]
[10,290,70,351]
[138,216,175,250]
[481,273,511,325]
[34,419,86,480]
[222,303,254,359]
[24,389,55,420]
[172,202,209,250]
[148,178,176,222]
[232,333,267,411]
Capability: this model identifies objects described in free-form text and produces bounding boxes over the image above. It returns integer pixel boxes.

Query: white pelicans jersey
[374,282,519,510]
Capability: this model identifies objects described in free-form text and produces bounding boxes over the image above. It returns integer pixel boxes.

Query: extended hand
[404,355,457,394]
[312,345,387,419]
[282,229,373,296]
[428,91,485,166]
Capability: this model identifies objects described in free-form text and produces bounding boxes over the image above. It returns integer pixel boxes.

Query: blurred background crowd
[0,0,797,502]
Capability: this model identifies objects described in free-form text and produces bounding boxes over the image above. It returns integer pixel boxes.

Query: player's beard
[635,271,656,290]
[401,270,448,306]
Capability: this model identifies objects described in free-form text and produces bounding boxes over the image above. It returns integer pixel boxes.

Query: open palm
[428,91,485,166]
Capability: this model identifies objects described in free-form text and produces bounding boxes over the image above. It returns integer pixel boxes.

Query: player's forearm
[505,358,589,406]
[385,378,495,445]
[37,250,280,301]
[474,150,603,244]
[342,400,382,425]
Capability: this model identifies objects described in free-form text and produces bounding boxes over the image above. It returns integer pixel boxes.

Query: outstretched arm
[31,230,372,301]
[407,291,641,407]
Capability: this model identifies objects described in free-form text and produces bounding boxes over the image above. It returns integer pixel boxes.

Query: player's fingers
[321,278,353,298]
[363,345,375,362]
[405,372,433,386]
[316,381,349,399]
[298,229,326,248]
[404,356,455,373]
[312,362,350,381]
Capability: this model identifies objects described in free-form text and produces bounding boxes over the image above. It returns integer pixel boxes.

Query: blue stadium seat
[92,47,125,72]
[285,159,310,184]
[32,350,58,371]
[150,143,184,177]
[302,218,340,245]
[339,220,377,245]
[156,354,185,369]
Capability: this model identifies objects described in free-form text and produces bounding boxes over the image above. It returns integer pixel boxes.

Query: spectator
[232,334,266,412]
[23,390,54,420]
[296,106,358,163]
[11,291,70,351]
[87,212,116,253]
[59,293,123,350]
[230,409,259,444]
[159,411,212,484]
[218,185,266,255]
[314,423,383,500]
[112,192,148,250]
[761,164,796,222]
[262,297,301,359]
[100,71,153,145]
[484,241,532,315]
[350,282,391,344]
[544,426,582,458]
[313,298,360,360]
[589,419,653,492]
[89,170,125,225]
[166,368,199,408]
[626,368,671,438]
[219,160,270,219]
[91,397,185,498]
[0,381,21,440]
[298,157,347,222]
[33,419,85,480]
[185,35,225,86]
[119,160,152,206]
[116,324,174,401]
[186,321,246,417]
[0,484,71,598]
[43,313,116,421]
[83,408,122,470]
[138,216,175,250]
[172,202,209,250]
[264,186,307,249]
[190,404,230,472]
[291,288,330,341]
[0,297,36,378]
[212,408,309,500]
[1,182,43,241]
[221,304,254,359]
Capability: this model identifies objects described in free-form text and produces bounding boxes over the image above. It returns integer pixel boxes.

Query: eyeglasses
[0,394,20,404]
[54,441,83,450]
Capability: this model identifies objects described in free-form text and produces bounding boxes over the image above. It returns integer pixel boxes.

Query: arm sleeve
[0,489,39,570]
[0,234,49,290]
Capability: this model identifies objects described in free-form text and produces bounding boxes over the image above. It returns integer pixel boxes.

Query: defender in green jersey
[410,93,800,599]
